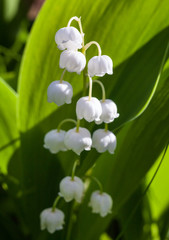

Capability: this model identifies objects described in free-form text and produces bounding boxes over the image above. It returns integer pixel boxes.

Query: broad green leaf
[0,78,19,173]
[16,0,169,238]
[14,129,65,238]
[145,58,169,221]
[74,55,169,240]
[158,207,169,240]
[23,26,169,178]
[78,28,169,176]
[115,186,152,240]
[18,0,169,132]
[146,147,169,220]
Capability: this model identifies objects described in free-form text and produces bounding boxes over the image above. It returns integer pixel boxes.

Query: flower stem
[93,79,106,101]
[86,175,103,193]
[65,202,76,240]
[76,119,80,132]
[57,119,77,132]
[88,76,93,100]
[67,16,79,27]
[84,41,102,56]
[82,65,88,96]
[67,16,84,47]
[52,195,61,212]
[71,160,80,180]
[60,69,66,83]
[105,123,108,132]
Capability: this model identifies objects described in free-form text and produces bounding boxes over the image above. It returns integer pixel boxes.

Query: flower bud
[40,208,65,233]
[59,50,86,74]
[92,129,116,154]
[64,127,92,155]
[59,176,84,203]
[95,99,119,124]
[76,96,102,122]
[55,26,83,50]
[44,129,67,154]
[89,191,113,217]
[88,55,113,77]
[47,80,73,106]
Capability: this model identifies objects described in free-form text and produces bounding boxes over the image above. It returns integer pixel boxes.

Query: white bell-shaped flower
[92,129,116,154]
[76,96,102,122]
[44,129,67,154]
[64,127,92,155]
[89,191,113,217]
[95,99,119,124]
[88,55,113,77]
[47,80,73,106]
[60,50,86,74]
[59,176,84,203]
[40,208,65,233]
[55,27,83,50]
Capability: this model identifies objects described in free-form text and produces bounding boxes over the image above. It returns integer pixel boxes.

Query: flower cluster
[40,16,119,234]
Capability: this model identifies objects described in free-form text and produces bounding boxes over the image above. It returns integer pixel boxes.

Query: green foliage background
[0,0,169,239]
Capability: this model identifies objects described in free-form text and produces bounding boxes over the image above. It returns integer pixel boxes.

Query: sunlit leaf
[75,48,169,240]
[0,78,19,174]
[18,0,169,132]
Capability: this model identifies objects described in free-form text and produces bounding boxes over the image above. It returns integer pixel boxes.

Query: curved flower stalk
[92,80,119,124]
[76,76,102,122]
[40,195,64,234]
[44,119,77,154]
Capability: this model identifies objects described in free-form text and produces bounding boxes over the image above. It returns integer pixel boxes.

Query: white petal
[88,55,113,77]
[92,129,116,154]
[96,99,119,124]
[59,176,84,203]
[47,80,73,106]
[59,50,86,74]
[64,127,92,155]
[76,97,102,122]
[40,208,64,233]
[44,129,67,154]
[55,26,82,50]
[89,191,113,217]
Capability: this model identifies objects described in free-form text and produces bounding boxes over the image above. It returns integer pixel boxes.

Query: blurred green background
[0,0,169,239]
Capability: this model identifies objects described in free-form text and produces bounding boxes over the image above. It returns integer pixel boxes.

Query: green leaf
[0,78,19,174]
[158,207,169,239]
[74,49,169,240]
[16,0,169,238]
[146,147,169,220]
[145,58,169,223]
[78,28,169,176]
[115,186,152,240]
[18,0,169,132]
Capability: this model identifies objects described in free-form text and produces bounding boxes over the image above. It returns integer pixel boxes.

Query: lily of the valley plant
[40,16,119,234]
